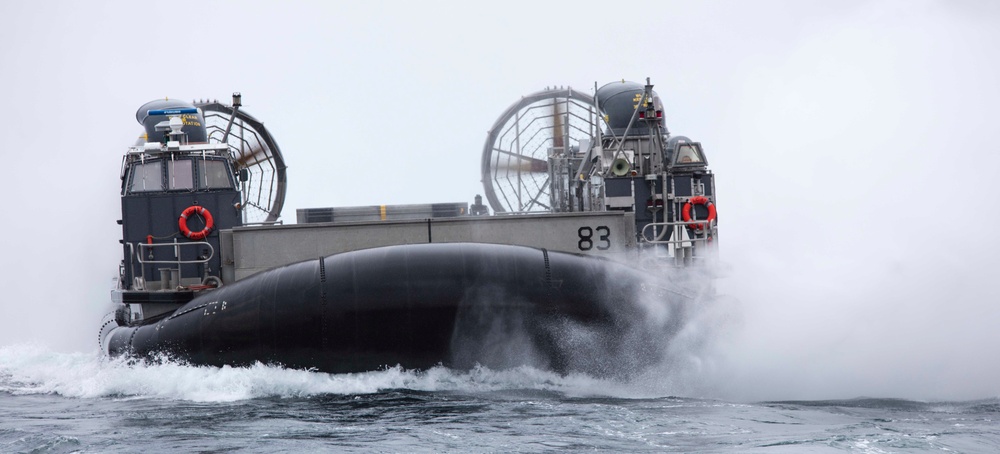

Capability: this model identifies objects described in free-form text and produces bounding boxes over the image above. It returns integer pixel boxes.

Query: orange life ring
[179,205,214,240]
[682,196,716,231]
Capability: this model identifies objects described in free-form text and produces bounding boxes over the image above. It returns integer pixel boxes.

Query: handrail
[640,220,716,244]
[125,242,137,285]
[132,241,215,287]
[640,220,717,266]
[241,220,284,226]
[136,241,214,265]
[491,210,547,216]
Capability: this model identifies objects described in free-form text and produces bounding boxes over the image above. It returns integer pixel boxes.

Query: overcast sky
[1,0,997,401]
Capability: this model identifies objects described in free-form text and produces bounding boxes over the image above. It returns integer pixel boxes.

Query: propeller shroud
[196,101,287,224]
[481,87,597,213]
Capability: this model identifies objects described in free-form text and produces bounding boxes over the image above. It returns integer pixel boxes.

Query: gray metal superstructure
[479,78,718,265]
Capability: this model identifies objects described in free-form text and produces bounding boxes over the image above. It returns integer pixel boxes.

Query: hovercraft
[102,80,720,375]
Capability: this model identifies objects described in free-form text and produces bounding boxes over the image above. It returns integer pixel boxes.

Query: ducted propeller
[196,96,287,224]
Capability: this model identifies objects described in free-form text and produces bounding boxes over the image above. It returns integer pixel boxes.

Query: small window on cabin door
[168,159,193,190]
[198,160,234,189]
[129,161,164,193]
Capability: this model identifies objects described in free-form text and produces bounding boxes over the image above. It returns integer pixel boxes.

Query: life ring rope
[681,196,717,231]
[178,205,215,240]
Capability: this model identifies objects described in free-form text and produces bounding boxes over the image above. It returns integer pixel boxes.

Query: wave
[0,343,666,403]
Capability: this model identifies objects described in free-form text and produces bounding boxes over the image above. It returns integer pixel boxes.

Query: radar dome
[135,98,208,143]
[596,81,665,136]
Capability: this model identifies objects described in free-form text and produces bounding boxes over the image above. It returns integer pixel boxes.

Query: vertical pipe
[514,109,522,211]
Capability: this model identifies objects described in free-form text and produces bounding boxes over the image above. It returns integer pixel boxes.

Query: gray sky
[1,0,997,400]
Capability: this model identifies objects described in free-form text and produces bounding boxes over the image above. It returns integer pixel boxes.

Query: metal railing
[241,220,284,227]
[640,220,717,265]
[640,220,717,244]
[130,241,215,290]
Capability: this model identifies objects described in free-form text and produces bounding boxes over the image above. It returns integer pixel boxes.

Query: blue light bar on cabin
[147,108,198,116]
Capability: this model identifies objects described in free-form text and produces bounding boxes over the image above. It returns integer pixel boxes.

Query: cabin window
[168,159,194,190]
[198,160,234,189]
[675,144,704,164]
[129,161,164,192]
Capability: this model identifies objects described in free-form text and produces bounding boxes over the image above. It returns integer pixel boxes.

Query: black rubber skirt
[104,243,661,374]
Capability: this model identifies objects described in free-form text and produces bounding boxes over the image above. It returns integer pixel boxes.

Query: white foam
[0,343,665,403]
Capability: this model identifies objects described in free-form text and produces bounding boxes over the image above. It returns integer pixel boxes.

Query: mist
[705,1,1000,401]
[1,1,997,401]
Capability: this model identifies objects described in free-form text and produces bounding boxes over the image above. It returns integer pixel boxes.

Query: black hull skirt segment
[106,243,657,374]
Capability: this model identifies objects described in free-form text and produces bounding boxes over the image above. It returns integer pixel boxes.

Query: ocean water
[1,344,997,453]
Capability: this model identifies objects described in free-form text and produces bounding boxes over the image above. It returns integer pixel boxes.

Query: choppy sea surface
[1,344,997,453]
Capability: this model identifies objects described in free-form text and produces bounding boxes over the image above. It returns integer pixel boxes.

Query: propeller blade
[234,143,270,169]
[492,148,549,173]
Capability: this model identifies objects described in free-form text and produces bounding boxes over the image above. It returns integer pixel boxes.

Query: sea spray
[1,343,678,402]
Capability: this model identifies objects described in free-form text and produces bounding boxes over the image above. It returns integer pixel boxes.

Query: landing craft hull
[103,243,663,374]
